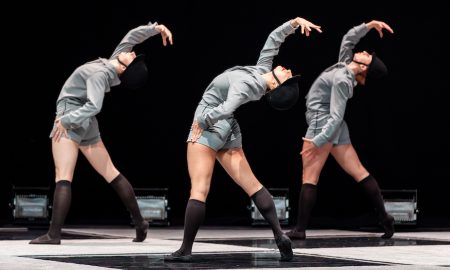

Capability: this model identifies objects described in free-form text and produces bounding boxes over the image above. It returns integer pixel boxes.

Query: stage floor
[1,226,449,269]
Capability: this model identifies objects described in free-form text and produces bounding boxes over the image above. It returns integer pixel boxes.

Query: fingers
[53,128,61,143]
[377,28,384,38]
[298,19,322,36]
[383,22,394,33]
[313,25,322,33]
[52,121,67,143]
[167,31,173,45]
[190,122,203,143]
[157,25,173,46]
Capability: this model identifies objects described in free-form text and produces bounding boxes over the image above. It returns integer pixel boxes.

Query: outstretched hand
[155,24,173,46]
[366,20,394,38]
[291,17,322,37]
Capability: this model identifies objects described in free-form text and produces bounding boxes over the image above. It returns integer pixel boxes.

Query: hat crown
[267,75,301,110]
[120,54,148,90]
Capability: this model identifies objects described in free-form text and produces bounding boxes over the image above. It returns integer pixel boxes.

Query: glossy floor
[1,226,449,269]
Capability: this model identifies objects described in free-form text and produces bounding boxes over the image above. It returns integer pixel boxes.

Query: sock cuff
[359,174,374,184]
[110,174,125,185]
[302,183,317,189]
[188,199,206,205]
[55,180,71,186]
[250,186,267,200]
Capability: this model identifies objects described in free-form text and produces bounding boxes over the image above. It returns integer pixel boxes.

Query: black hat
[120,54,148,90]
[266,74,301,110]
[365,52,388,85]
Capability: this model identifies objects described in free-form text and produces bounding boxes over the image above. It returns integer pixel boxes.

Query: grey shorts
[187,106,242,151]
[305,110,351,145]
[49,100,101,146]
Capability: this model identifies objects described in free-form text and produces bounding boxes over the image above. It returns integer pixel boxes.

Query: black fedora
[120,54,148,90]
[266,74,301,110]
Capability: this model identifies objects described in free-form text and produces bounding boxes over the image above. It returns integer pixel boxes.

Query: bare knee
[54,166,74,181]
[302,169,320,185]
[350,165,369,182]
[190,187,210,202]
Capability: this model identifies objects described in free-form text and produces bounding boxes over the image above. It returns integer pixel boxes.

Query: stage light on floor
[135,188,170,226]
[382,189,418,225]
[249,188,289,226]
[10,186,50,224]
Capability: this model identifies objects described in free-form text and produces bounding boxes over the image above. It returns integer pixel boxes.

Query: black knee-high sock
[295,183,317,232]
[359,174,394,238]
[358,175,388,220]
[251,187,283,238]
[48,180,72,238]
[110,174,144,225]
[175,199,205,256]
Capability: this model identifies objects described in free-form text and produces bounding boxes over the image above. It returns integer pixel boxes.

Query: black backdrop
[4,1,449,228]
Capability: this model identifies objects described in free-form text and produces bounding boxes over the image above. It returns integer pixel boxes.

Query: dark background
[4,1,449,229]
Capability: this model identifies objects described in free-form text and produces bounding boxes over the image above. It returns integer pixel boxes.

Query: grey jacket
[305,23,369,147]
[58,22,160,129]
[196,21,298,129]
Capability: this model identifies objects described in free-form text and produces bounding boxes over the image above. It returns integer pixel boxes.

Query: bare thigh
[79,140,120,182]
[216,148,262,196]
[302,141,333,184]
[187,142,217,202]
[331,144,369,182]
[52,136,79,182]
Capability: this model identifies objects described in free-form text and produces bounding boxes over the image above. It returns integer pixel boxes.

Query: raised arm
[110,21,173,59]
[339,20,393,63]
[256,17,321,71]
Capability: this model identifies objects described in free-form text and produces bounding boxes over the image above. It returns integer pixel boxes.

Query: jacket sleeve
[59,72,108,129]
[311,81,351,147]
[196,82,250,129]
[338,23,370,63]
[109,21,160,59]
[256,21,297,72]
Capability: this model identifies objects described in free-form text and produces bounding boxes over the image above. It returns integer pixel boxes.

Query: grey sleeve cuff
[312,136,327,148]
[196,116,208,130]
[59,115,72,129]
[355,23,370,36]
[282,21,297,35]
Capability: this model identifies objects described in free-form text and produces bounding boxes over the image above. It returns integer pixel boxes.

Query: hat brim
[278,75,301,88]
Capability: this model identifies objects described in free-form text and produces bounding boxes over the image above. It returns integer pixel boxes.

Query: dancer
[29,21,173,244]
[164,17,322,262]
[287,20,395,240]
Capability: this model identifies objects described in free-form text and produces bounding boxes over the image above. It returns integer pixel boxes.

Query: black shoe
[380,214,395,239]
[29,234,61,245]
[164,253,192,262]
[133,220,149,242]
[275,234,293,261]
[286,229,306,240]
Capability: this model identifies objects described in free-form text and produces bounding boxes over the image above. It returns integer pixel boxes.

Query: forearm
[311,117,343,147]
[256,21,297,70]
[197,103,236,129]
[59,102,100,129]
[338,23,370,62]
[110,22,160,59]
